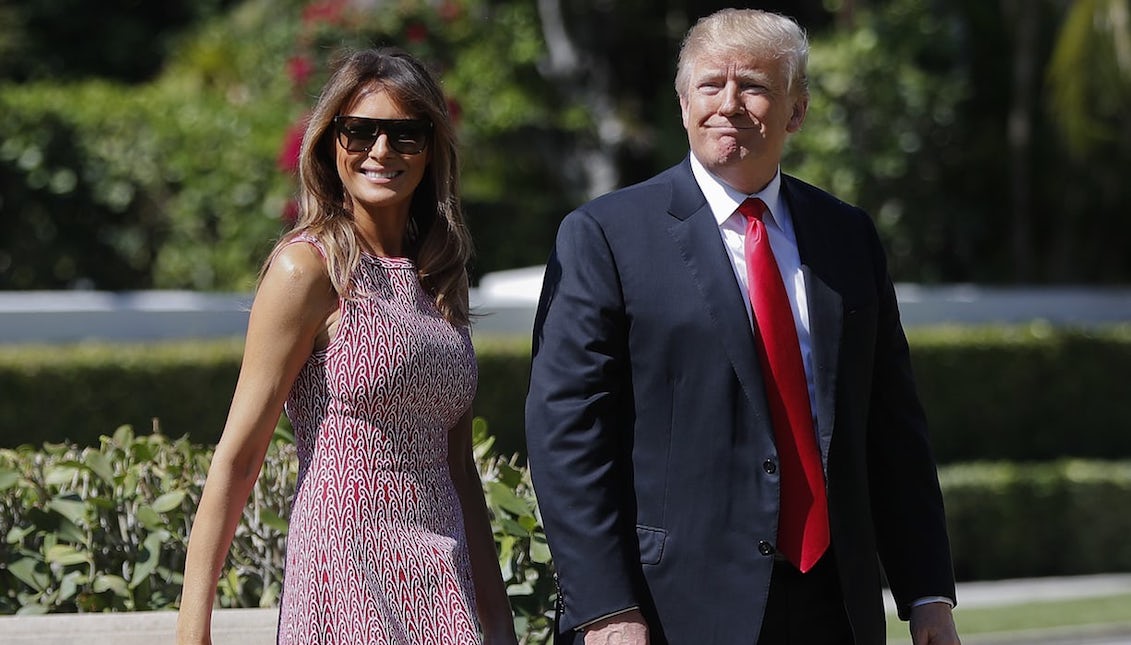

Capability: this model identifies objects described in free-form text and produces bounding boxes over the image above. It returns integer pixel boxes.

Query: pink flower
[438,0,462,22]
[287,55,314,88]
[406,23,429,44]
[302,0,347,26]
[277,119,308,174]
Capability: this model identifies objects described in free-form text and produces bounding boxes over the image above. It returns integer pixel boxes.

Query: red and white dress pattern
[277,236,480,644]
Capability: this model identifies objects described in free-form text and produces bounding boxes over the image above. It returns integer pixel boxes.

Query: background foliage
[0,424,554,639]
[2,425,1127,639]
[1,0,1130,630]
[2,326,1130,464]
[2,0,1130,290]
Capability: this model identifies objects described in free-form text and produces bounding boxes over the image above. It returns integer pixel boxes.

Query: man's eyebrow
[734,69,772,84]
[692,67,726,79]
[692,67,773,85]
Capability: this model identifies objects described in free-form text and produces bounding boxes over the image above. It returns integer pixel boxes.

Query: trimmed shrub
[0,80,293,292]
[470,335,532,458]
[2,325,1130,464]
[910,324,1131,462]
[0,340,244,448]
[942,460,1131,581]
[0,424,554,639]
[1,427,1128,634]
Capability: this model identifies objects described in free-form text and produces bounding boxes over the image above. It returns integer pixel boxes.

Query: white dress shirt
[688,154,818,418]
[688,155,953,611]
[577,160,951,631]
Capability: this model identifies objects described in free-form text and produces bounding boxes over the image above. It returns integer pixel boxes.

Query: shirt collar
[689,154,788,232]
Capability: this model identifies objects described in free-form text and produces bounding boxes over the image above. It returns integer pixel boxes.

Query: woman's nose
[368,133,393,159]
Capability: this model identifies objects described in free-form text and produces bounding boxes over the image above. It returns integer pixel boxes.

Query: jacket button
[758,540,775,556]
[762,459,777,474]
[554,572,565,611]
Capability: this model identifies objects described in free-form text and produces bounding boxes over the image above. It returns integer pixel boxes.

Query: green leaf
[82,449,116,486]
[57,570,85,601]
[485,480,532,517]
[495,461,524,489]
[218,567,243,598]
[45,544,90,567]
[44,464,81,487]
[111,424,135,446]
[46,497,88,526]
[16,603,49,616]
[497,517,529,538]
[6,525,34,544]
[259,581,281,608]
[131,440,156,463]
[258,507,290,534]
[42,442,70,457]
[0,468,20,491]
[497,534,516,580]
[530,536,552,564]
[130,530,169,589]
[93,574,130,597]
[9,557,50,592]
[506,581,534,595]
[56,517,87,545]
[121,470,139,495]
[151,490,186,513]
[135,505,163,531]
[86,496,117,511]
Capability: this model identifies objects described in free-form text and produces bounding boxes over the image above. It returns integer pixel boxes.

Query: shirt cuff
[576,606,641,631]
[911,596,955,608]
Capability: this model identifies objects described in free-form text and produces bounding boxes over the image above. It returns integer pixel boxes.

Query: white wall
[2,266,1129,344]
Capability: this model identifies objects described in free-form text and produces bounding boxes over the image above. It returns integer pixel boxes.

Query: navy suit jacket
[525,158,956,645]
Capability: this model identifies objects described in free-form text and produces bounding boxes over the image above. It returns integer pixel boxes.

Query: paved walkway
[2,573,1129,644]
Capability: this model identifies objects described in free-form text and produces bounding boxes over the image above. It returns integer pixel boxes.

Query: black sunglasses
[332,115,432,155]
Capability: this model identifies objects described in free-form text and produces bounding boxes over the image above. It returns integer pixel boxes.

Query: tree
[1047,0,1131,158]
[1042,0,1131,281]
[4,0,1130,290]
[0,0,300,290]
[0,0,240,82]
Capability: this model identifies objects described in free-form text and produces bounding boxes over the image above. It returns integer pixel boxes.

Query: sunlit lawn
[886,593,1131,642]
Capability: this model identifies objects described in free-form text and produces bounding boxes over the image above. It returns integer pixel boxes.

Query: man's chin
[703,146,749,168]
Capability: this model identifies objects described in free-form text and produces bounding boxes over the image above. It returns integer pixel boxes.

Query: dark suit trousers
[757,551,856,644]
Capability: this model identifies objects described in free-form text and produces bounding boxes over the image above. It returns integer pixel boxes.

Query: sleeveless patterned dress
[276,236,480,644]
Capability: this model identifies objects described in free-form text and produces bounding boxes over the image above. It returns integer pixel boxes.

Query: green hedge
[1,324,1130,462]
[0,425,554,639]
[0,428,1127,632]
[909,324,1131,462]
[0,340,245,448]
[942,460,1131,581]
[0,337,534,455]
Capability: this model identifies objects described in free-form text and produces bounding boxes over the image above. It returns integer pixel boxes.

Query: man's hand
[583,609,650,645]
[909,601,960,645]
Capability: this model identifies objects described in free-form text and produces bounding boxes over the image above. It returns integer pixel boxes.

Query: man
[525,8,961,645]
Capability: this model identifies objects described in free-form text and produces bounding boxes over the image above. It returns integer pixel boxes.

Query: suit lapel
[783,177,843,464]
[802,266,841,463]
[664,166,846,461]
[665,161,767,413]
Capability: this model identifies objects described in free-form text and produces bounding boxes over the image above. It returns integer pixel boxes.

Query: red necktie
[739,197,829,572]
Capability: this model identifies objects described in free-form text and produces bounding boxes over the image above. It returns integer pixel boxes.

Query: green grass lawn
[886,593,1131,642]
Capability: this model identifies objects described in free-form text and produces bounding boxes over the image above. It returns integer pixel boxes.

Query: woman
[177,48,517,645]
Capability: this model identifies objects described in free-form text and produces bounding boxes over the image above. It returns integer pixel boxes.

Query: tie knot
[738,197,768,222]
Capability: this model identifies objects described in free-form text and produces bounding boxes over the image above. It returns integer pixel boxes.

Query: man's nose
[718,81,742,115]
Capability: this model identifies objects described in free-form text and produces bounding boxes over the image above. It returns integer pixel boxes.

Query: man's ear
[787,95,809,133]
[679,94,691,130]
